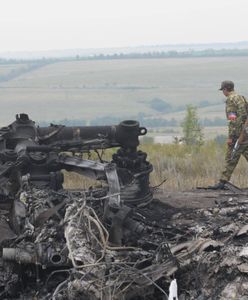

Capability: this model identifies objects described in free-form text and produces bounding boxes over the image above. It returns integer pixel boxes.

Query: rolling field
[0,57,248,126]
[0,58,247,191]
[0,63,29,76]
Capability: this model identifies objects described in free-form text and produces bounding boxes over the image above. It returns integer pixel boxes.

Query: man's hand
[227,138,233,145]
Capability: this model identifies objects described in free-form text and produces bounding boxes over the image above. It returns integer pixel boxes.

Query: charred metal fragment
[0,114,247,299]
[0,114,158,299]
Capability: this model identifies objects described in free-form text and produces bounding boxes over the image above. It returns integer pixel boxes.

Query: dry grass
[143,142,222,191]
[63,142,248,192]
[143,142,248,190]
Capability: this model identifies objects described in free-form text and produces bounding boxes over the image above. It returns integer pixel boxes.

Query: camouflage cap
[219,80,234,91]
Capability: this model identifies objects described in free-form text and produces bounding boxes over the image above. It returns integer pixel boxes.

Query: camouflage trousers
[220,142,248,182]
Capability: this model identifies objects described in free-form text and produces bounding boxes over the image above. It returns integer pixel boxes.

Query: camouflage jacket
[225,91,247,139]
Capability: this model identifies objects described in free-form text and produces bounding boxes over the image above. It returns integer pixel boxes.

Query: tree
[181,105,204,145]
[150,98,172,112]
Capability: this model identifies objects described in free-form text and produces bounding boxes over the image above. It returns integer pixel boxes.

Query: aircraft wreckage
[0,113,247,299]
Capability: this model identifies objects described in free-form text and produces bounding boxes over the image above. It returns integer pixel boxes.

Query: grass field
[0,63,29,77]
[1,57,248,126]
[0,58,246,192]
[63,142,248,192]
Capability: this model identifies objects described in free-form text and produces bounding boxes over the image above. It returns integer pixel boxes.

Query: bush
[181,105,204,146]
[150,98,172,113]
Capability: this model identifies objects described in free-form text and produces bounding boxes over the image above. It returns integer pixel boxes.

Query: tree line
[80,48,248,60]
[1,48,248,65]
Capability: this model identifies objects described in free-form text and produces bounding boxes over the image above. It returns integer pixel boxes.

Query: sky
[0,0,248,52]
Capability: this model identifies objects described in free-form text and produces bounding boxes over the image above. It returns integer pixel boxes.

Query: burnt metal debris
[0,113,247,299]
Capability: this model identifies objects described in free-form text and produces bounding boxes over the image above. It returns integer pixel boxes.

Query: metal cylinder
[2,248,16,261]
[112,148,153,206]
[50,253,63,265]
[37,120,147,149]
[2,248,36,264]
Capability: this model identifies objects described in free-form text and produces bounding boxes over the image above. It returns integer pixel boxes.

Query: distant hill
[1,41,248,60]
[0,56,248,126]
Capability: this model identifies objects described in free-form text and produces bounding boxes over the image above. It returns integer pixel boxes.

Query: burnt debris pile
[0,114,247,299]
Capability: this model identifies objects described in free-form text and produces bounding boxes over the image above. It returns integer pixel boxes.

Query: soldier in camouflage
[211,80,248,189]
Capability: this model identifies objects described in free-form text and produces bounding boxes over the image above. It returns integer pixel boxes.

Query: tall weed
[64,142,248,191]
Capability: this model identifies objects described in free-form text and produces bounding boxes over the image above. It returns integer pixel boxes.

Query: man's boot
[208,180,226,190]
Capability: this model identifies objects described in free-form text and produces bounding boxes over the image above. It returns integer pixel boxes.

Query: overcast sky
[1,0,248,52]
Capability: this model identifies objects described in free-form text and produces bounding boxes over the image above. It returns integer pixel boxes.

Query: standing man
[211,80,248,189]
